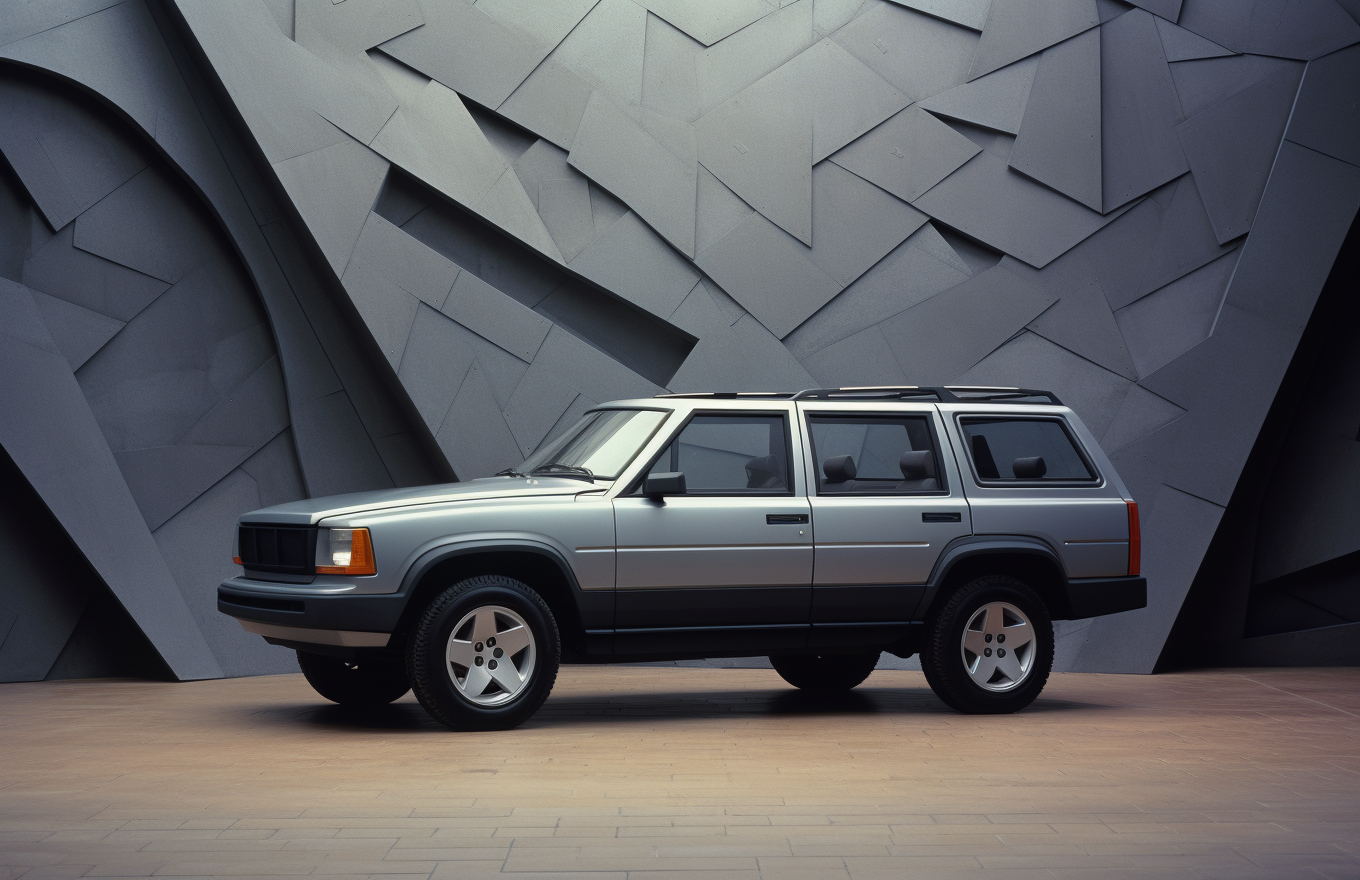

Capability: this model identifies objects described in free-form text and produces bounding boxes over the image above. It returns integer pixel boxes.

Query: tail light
[1126,500,1140,576]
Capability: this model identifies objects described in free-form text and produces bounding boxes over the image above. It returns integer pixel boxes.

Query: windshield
[518,409,669,480]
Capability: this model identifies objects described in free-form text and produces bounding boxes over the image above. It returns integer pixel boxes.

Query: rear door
[797,404,972,644]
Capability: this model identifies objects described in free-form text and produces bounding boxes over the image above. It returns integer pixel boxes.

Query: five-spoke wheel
[922,575,1053,714]
[407,575,560,731]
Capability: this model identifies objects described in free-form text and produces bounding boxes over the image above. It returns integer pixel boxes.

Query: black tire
[921,575,1054,714]
[406,575,560,731]
[769,651,881,693]
[296,651,410,707]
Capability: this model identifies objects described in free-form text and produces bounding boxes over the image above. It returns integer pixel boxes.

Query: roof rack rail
[655,387,1064,405]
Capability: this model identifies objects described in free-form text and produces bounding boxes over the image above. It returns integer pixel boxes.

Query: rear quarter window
[959,417,1097,483]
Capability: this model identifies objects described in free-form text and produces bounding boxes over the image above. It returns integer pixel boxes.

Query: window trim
[526,406,673,481]
[803,411,950,497]
[624,409,797,498]
[955,414,1102,487]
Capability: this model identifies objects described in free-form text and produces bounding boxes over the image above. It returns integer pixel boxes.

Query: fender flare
[914,535,1068,619]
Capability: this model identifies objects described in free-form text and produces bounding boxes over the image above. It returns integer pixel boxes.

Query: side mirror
[643,471,686,501]
[1012,456,1047,479]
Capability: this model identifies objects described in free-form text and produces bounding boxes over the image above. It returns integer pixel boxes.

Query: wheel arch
[392,542,590,657]
[918,537,1072,621]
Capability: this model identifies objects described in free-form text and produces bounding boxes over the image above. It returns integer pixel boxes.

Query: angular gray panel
[1101,9,1189,211]
[0,77,147,231]
[967,0,1098,80]
[888,0,992,31]
[272,139,390,278]
[294,0,422,54]
[642,11,703,122]
[911,148,1129,269]
[349,212,460,309]
[1175,0,1248,51]
[238,429,307,510]
[0,0,121,48]
[114,444,256,533]
[502,364,579,455]
[512,139,576,212]
[1069,194,1165,312]
[696,212,841,339]
[0,279,221,680]
[1224,140,1360,333]
[953,330,1133,438]
[472,165,566,265]
[399,303,529,428]
[475,0,600,53]
[694,76,813,245]
[569,91,697,257]
[567,211,700,320]
[29,288,125,372]
[1283,43,1360,169]
[293,389,394,494]
[497,59,596,151]
[669,314,817,393]
[918,55,1039,135]
[811,166,926,289]
[339,262,421,369]
[1243,0,1360,60]
[1175,67,1303,243]
[832,3,979,101]
[1001,254,1137,380]
[1155,15,1233,62]
[695,165,754,256]
[784,222,971,358]
[441,269,552,363]
[800,325,911,388]
[72,168,217,284]
[879,264,1055,384]
[1136,174,1237,299]
[1099,383,1185,455]
[814,0,873,36]
[378,1,549,110]
[1129,0,1183,19]
[538,177,596,262]
[635,0,776,46]
[829,106,982,204]
[1169,53,1302,119]
[1115,249,1238,378]
[694,0,815,116]
[531,325,664,403]
[548,0,648,108]
[1009,27,1102,211]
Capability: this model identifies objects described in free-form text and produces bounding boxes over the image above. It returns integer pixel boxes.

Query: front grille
[238,525,316,576]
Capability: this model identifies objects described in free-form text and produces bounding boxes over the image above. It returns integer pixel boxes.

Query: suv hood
[239,476,602,525]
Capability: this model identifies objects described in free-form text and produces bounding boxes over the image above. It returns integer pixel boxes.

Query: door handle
[767,514,809,524]
[922,512,962,523]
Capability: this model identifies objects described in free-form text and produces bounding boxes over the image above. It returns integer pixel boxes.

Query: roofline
[653,387,1064,406]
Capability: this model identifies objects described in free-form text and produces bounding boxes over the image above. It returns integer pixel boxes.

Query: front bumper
[1061,575,1147,619]
[218,578,410,648]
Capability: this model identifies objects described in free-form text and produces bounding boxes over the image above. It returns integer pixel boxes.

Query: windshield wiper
[494,467,527,477]
[528,464,595,483]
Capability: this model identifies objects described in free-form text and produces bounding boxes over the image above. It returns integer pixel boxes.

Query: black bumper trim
[218,585,407,635]
[1061,576,1147,619]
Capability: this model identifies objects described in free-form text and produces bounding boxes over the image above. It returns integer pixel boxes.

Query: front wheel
[296,651,410,707]
[921,575,1054,714]
[406,575,560,731]
[770,651,881,693]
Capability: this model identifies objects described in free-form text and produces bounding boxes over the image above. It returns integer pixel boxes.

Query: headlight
[315,528,376,575]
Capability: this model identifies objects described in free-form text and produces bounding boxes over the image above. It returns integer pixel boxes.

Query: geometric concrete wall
[3,0,1360,678]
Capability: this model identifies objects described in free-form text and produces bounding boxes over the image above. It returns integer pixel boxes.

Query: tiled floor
[2,667,1359,880]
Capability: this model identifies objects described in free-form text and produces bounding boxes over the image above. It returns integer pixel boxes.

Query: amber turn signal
[315,527,376,576]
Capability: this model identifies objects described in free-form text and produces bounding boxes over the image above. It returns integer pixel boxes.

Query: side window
[647,414,791,494]
[960,418,1096,482]
[807,415,944,495]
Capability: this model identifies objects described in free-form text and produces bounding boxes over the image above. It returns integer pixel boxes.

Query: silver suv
[220,387,1145,729]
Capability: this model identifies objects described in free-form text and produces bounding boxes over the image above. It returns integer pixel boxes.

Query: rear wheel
[769,651,881,693]
[921,575,1053,714]
[296,651,409,707]
[406,575,560,731]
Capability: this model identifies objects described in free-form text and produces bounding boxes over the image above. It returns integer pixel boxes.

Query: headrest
[1012,456,1047,479]
[822,454,856,482]
[900,449,936,480]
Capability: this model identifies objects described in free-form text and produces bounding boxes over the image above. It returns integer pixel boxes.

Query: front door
[799,406,972,645]
[612,410,813,655]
